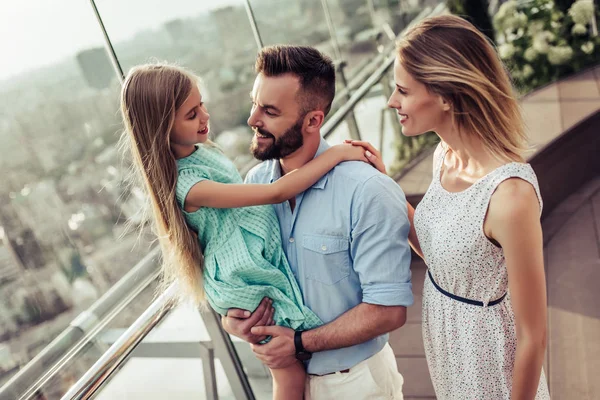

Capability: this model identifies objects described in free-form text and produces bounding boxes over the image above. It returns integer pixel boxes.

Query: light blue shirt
[245,138,413,375]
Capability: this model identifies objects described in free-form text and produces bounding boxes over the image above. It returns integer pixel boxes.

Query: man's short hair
[255,45,336,116]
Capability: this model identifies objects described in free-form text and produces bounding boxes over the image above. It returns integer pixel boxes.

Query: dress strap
[434,142,449,178]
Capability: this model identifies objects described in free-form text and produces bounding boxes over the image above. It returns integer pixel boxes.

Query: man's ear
[304,110,325,133]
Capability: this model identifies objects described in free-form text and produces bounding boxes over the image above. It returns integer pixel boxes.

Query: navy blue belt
[427,270,506,307]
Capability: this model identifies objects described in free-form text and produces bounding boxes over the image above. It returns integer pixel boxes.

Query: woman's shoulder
[487,163,542,217]
[487,162,539,192]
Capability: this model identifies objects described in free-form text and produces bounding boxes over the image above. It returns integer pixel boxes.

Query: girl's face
[171,85,210,153]
[387,57,450,137]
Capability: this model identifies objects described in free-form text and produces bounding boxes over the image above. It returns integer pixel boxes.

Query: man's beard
[250,117,304,161]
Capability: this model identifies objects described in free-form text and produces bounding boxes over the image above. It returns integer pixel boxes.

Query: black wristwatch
[294,330,312,361]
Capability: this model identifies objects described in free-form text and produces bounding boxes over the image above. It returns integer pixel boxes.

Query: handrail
[0,248,161,400]
[59,284,176,400]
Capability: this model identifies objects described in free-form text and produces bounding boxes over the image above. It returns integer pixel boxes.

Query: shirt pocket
[302,234,350,285]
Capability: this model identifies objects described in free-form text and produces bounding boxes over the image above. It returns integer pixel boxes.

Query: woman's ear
[439,96,451,112]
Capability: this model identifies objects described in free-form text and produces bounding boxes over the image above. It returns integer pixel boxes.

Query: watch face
[296,351,312,361]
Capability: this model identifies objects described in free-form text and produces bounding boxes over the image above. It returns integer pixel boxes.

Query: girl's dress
[414,144,550,399]
[176,144,321,330]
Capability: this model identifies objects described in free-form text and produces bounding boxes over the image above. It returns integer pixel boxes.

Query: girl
[351,15,550,400]
[120,63,370,399]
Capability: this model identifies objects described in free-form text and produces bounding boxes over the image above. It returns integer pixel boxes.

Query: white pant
[305,343,404,400]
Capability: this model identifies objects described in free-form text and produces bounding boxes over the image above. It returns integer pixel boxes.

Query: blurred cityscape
[0,0,432,389]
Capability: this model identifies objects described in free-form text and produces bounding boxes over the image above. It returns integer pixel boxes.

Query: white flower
[494,0,519,31]
[547,45,574,65]
[541,31,556,42]
[572,23,588,35]
[531,30,556,54]
[551,11,564,22]
[581,41,595,54]
[528,21,545,35]
[533,38,549,54]
[524,47,539,62]
[569,0,595,25]
[499,43,517,59]
[497,0,518,19]
[509,13,529,30]
[522,64,535,79]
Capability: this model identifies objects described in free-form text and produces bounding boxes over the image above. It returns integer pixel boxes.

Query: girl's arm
[183,143,368,210]
[346,139,424,259]
[486,178,546,400]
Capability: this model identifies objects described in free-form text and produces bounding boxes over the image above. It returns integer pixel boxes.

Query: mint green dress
[175,144,322,330]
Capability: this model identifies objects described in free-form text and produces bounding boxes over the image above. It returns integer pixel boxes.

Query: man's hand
[250,326,297,369]
[221,298,275,344]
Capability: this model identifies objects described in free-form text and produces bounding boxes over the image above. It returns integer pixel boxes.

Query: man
[222,45,413,399]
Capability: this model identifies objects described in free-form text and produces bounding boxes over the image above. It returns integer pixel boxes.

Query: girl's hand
[344,140,387,174]
[330,143,369,163]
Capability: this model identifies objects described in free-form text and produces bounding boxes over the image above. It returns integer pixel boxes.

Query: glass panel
[88,303,267,400]
[249,0,329,48]
[24,284,158,399]
[247,0,355,119]
[0,1,156,396]
[225,339,273,399]
[326,83,401,170]
[95,0,260,169]
[324,0,380,79]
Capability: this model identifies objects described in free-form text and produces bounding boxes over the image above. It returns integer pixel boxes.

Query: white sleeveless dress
[414,145,551,399]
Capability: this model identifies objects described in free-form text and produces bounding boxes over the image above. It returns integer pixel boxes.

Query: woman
[351,15,550,399]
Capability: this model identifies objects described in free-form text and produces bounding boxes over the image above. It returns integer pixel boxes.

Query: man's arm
[303,174,412,350]
[301,303,405,352]
[251,174,413,367]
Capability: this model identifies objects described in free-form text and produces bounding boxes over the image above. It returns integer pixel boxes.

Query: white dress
[414,145,551,399]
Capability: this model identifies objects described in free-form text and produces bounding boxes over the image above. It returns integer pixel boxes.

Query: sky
[0,0,243,80]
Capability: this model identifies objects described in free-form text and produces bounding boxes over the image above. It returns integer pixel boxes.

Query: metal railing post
[244,0,264,49]
[89,0,124,82]
[321,0,362,140]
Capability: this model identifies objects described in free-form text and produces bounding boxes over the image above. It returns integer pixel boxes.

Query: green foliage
[448,0,496,43]
[554,0,576,12]
[494,0,600,93]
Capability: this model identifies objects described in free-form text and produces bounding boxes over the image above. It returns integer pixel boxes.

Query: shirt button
[321,245,327,251]
[289,237,295,243]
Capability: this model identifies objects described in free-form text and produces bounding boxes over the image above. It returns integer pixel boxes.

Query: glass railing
[0,3,446,399]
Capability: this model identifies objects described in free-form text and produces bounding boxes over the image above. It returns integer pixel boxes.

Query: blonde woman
[120,63,371,399]
[350,15,550,400]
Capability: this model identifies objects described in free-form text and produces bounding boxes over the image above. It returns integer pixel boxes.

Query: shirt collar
[267,137,330,190]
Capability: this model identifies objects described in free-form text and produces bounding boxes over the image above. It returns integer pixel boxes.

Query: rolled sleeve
[350,175,413,307]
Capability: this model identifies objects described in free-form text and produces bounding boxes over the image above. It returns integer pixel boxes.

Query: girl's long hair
[120,63,204,303]
[398,15,528,161]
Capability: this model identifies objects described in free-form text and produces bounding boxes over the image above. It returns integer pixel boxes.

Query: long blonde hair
[120,63,204,304]
[398,15,527,161]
